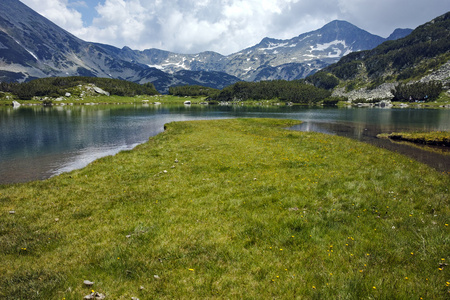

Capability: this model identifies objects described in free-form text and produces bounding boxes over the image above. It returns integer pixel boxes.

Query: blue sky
[20,0,450,55]
[67,0,99,26]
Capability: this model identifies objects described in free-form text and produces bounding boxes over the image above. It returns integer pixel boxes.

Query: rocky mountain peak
[386,28,414,40]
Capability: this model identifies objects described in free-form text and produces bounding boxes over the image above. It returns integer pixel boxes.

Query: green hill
[307,12,450,101]
[0,76,159,100]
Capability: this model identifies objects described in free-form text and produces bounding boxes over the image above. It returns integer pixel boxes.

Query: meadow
[0,118,449,299]
[0,95,185,106]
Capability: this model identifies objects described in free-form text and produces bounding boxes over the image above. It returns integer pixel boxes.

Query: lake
[1,104,449,184]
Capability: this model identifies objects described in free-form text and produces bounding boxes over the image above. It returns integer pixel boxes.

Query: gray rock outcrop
[419,60,450,88]
[332,83,396,101]
[92,86,110,96]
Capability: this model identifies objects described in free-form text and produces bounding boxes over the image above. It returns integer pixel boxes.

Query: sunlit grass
[1,118,449,299]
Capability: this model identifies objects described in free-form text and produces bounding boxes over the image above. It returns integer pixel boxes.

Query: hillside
[0,76,159,100]
[0,0,240,93]
[309,12,450,101]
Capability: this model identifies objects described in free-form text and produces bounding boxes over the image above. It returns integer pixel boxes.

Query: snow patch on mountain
[298,35,312,42]
[309,40,347,52]
[258,42,289,51]
[148,64,164,70]
[13,38,38,60]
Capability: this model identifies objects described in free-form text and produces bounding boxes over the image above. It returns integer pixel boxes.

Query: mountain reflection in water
[1,105,449,184]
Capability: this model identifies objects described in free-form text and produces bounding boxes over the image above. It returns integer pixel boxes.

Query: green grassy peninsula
[379,131,450,147]
[1,119,449,299]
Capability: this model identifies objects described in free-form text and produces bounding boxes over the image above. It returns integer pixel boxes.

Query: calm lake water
[1,104,449,184]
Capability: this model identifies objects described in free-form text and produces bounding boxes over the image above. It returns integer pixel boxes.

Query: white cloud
[336,0,450,37]
[69,1,88,8]
[21,0,85,33]
[20,0,450,55]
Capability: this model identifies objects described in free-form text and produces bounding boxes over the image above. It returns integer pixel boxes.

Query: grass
[2,93,450,108]
[378,131,450,147]
[0,95,200,106]
[1,118,449,299]
[0,95,316,107]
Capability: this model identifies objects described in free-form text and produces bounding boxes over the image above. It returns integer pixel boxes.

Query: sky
[20,0,450,55]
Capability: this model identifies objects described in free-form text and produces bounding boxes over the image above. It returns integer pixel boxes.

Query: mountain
[386,28,413,40]
[115,20,411,81]
[311,11,450,99]
[0,0,144,80]
[0,0,412,92]
[225,20,387,81]
[0,0,240,92]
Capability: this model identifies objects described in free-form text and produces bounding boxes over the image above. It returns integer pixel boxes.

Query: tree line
[391,81,443,101]
[2,76,339,104]
[208,80,336,104]
[169,85,219,97]
[0,76,159,99]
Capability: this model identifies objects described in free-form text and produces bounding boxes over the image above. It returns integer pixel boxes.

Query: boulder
[83,292,105,300]
[376,100,393,108]
[83,280,94,287]
[93,86,110,96]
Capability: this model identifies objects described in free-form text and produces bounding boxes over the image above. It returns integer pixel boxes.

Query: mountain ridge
[0,0,413,92]
[117,20,408,81]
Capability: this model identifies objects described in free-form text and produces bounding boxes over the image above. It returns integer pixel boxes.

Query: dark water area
[1,104,449,184]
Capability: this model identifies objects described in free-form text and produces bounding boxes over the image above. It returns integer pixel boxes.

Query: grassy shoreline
[2,94,450,108]
[378,131,450,147]
[0,95,190,106]
[1,118,449,299]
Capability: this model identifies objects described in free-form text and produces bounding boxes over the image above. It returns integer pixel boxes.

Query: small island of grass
[378,131,450,147]
[1,118,449,299]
